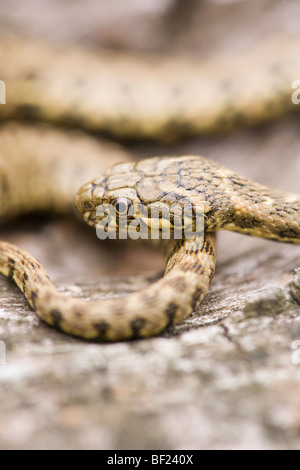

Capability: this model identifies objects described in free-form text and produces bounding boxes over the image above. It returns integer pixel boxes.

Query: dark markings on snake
[93,321,110,339]
[15,104,43,119]
[165,302,178,327]
[50,309,63,328]
[8,257,15,280]
[30,290,37,308]
[191,288,203,311]
[131,318,147,337]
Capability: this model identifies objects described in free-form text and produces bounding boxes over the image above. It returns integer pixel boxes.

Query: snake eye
[112,198,132,216]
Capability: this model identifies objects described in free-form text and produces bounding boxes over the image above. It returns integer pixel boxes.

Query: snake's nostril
[83,201,94,211]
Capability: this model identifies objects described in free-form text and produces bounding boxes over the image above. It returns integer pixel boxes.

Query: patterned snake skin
[0,36,299,340]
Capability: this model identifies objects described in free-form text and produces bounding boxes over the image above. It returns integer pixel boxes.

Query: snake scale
[0,35,299,341]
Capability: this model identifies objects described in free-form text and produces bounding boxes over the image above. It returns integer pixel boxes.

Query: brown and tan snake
[0,36,299,341]
[1,35,299,140]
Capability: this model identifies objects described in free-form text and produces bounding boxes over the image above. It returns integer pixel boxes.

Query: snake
[1,35,299,140]
[0,35,299,341]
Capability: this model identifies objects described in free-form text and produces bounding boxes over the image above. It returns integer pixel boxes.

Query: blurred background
[0,0,300,450]
[1,0,300,54]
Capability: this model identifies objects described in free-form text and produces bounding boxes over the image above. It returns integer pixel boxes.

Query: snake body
[1,131,299,340]
[1,35,299,139]
[0,36,300,341]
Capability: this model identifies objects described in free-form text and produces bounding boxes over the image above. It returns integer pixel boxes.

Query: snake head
[75,162,142,233]
[75,157,206,240]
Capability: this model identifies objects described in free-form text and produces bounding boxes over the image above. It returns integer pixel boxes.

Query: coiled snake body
[0,36,299,341]
[1,35,299,140]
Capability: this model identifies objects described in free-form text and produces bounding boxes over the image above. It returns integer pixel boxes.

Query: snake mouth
[81,210,98,228]
[90,211,202,241]
[74,178,107,227]
[75,190,205,240]
[79,203,174,238]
